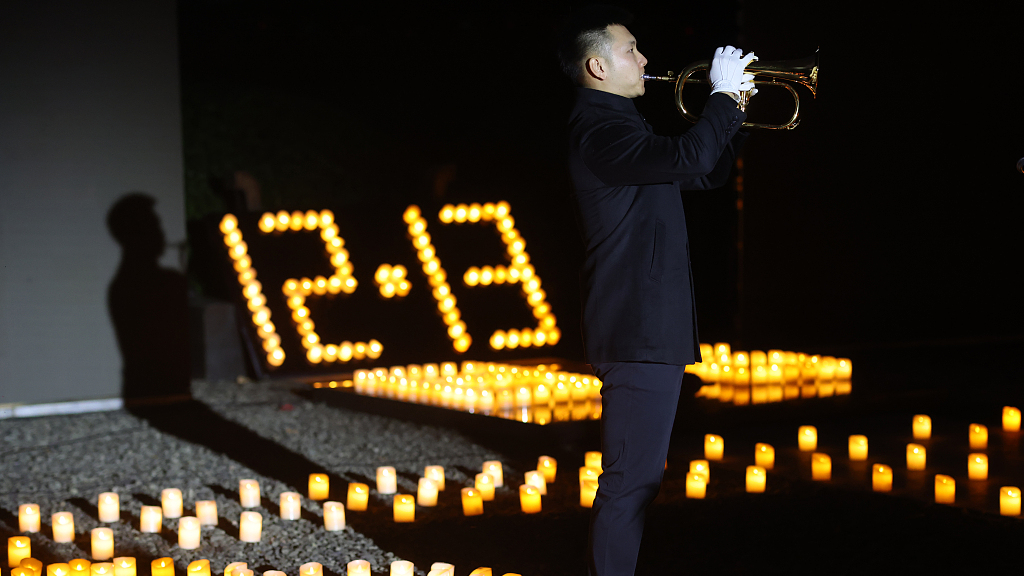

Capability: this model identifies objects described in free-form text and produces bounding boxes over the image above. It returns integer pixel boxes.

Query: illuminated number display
[218,201,561,371]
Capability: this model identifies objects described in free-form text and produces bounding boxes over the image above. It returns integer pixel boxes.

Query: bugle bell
[642,49,819,130]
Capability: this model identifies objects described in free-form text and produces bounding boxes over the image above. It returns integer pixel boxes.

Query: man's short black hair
[556,5,635,85]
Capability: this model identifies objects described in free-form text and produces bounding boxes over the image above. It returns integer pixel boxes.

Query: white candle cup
[428,563,454,576]
[1000,486,1021,516]
[161,489,183,519]
[390,561,414,576]
[524,470,547,495]
[113,557,136,576]
[417,478,439,506]
[537,456,557,483]
[177,517,200,550]
[798,426,818,451]
[912,415,932,440]
[376,467,397,494]
[280,492,302,520]
[97,493,120,523]
[224,562,247,576]
[299,563,322,576]
[967,453,988,480]
[848,435,868,461]
[323,501,346,531]
[195,501,218,526]
[52,512,75,543]
[424,466,445,490]
[969,424,988,450]
[263,572,286,576]
[346,560,370,576]
[482,461,504,487]
[393,494,415,523]
[18,504,40,533]
[238,511,262,542]
[239,480,261,508]
[475,473,495,501]
[91,527,114,561]
[308,474,329,501]
[139,506,162,533]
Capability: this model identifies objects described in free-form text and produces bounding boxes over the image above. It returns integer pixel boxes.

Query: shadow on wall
[106,192,191,401]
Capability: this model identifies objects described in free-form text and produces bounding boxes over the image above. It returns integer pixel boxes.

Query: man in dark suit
[559,8,755,575]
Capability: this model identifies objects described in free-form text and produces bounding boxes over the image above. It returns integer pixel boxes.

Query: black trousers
[588,361,686,576]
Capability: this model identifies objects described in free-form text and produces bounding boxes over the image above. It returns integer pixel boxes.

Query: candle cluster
[692,343,853,405]
[373,264,411,298]
[314,361,604,425]
[433,201,560,351]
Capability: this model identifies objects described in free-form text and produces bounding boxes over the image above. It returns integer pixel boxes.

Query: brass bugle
[642,49,819,130]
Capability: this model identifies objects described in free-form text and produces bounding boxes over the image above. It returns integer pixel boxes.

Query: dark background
[179,0,1024,376]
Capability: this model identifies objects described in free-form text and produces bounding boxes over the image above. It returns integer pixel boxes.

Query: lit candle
[704,434,724,460]
[264,572,285,576]
[538,456,557,483]
[177,517,200,550]
[689,460,710,483]
[912,415,931,440]
[139,506,162,533]
[685,473,707,499]
[186,560,210,576]
[390,561,414,576]
[427,563,454,576]
[524,470,547,495]
[8,536,30,568]
[969,424,988,450]
[483,461,504,487]
[967,453,988,480]
[584,452,602,470]
[745,466,766,493]
[798,426,817,451]
[346,560,371,576]
[376,467,397,494]
[19,504,40,533]
[97,493,119,523]
[239,511,262,542]
[52,512,75,543]
[392,494,415,523]
[417,478,438,506]
[579,466,601,486]
[69,560,91,576]
[278,492,301,520]
[224,563,246,576]
[324,501,346,530]
[91,528,114,561]
[934,474,955,504]
[47,563,71,576]
[113,558,135,576]
[424,465,446,490]
[580,480,598,507]
[872,464,893,492]
[22,559,42,575]
[474,473,495,501]
[468,570,492,576]
[12,567,32,576]
[151,558,173,576]
[519,485,542,513]
[161,489,183,519]
[347,483,369,511]
[1000,486,1021,516]
[239,480,260,508]
[299,563,322,576]
[811,453,831,481]
[848,435,868,461]
[461,488,484,516]
[1004,407,1022,432]
[309,474,329,500]
[754,443,775,470]
[906,444,926,471]
[195,501,217,526]
[90,564,113,576]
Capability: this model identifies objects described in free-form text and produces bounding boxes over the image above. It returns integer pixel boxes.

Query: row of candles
[5,552,513,576]
[679,407,1023,515]
[687,343,852,385]
[695,380,853,404]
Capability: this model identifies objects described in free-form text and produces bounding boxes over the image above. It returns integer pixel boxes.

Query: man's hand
[708,46,757,97]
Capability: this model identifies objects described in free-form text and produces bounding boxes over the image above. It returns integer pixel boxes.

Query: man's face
[591,24,648,98]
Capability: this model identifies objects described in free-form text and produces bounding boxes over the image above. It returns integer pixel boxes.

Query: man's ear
[584,56,606,81]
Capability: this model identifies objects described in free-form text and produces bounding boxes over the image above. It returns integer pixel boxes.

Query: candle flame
[15,540,26,547]
[58,516,68,524]
[121,562,130,568]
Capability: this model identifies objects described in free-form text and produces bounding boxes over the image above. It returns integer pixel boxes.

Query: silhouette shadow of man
[107,193,191,402]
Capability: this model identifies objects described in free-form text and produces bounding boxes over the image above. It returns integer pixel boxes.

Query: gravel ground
[0,379,513,576]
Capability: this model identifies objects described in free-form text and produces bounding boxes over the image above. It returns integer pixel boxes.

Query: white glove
[708,45,758,96]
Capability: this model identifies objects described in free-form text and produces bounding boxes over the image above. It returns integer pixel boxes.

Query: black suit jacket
[567,87,748,366]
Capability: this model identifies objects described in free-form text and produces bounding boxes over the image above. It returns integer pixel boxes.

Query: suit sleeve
[580,93,746,187]
[677,130,749,191]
